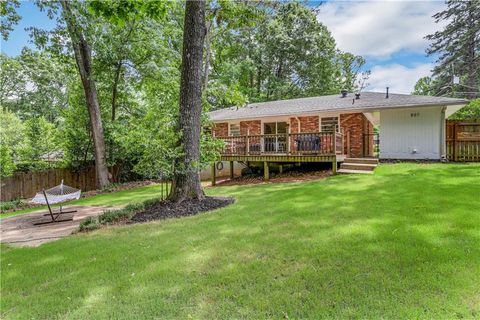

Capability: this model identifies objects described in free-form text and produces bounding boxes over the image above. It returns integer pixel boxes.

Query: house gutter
[440,106,447,160]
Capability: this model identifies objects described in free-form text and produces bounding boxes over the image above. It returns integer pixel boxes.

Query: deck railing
[217,131,344,156]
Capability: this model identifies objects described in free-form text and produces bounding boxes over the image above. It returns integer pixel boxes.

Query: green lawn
[1,163,479,319]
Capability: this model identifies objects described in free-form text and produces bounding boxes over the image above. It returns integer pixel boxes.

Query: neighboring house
[206,91,467,180]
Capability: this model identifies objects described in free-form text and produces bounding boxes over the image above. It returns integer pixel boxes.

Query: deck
[211,132,344,184]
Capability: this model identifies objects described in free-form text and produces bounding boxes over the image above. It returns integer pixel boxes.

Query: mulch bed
[131,196,235,223]
[215,169,332,186]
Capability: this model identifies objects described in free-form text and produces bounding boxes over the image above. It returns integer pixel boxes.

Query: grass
[1,163,479,319]
[0,184,163,219]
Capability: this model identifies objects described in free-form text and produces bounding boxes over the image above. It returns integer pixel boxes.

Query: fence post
[454,122,458,162]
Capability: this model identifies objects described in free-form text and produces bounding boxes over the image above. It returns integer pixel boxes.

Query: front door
[264,122,288,153]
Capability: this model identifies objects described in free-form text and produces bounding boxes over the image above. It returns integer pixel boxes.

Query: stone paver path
[1,206,110,247]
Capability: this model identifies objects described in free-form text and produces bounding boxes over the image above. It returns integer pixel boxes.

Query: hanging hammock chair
[30,180,81,225]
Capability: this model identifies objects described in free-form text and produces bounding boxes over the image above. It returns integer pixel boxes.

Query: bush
[78,217,99,232]
[98,208,133,224]
[0,199,25,213]
[78,198,162,232]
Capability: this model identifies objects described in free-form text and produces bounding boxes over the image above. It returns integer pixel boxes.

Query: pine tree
[426,0,480,99]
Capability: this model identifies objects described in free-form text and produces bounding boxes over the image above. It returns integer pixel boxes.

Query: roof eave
[208,100,468,122]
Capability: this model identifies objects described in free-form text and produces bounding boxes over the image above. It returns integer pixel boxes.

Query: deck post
[229,161,234,179]
[279,164,283,174]
[264,161,269,181]
[332,158,337,175]
[211,162,216,186]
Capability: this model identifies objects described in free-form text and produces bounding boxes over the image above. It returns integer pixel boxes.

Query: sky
[1,0,446,94]
[316,0,446,93]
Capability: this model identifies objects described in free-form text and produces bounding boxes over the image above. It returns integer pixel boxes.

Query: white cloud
[317,1,446,58]
[367,63,433,94]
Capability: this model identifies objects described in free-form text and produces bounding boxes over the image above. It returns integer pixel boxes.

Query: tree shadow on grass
[1,164,479,319]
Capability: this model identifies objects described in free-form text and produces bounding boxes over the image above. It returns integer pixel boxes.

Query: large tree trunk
[60,0,110,189]
[202,23,212,91]
[169,0,206,202]
[111,61,122,121]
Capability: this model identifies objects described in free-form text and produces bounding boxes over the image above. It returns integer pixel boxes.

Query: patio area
[1,205,111,247]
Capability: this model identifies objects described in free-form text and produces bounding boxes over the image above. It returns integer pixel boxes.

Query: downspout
[440,106,447,160]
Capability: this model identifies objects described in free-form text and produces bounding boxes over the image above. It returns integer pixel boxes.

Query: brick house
[206,91,466,180]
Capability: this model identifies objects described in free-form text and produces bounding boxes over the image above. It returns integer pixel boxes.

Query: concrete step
[340,163,377,171]
[344,158,379,164]
[338,169,374,174]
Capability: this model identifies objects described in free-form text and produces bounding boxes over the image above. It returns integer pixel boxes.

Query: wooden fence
[0,166,119,202]
[446,120,480,162]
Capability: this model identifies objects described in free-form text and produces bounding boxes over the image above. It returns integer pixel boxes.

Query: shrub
[79,217,99,232]
[98,208,132,224]
[0,199,25,213]
[78,197,162,232]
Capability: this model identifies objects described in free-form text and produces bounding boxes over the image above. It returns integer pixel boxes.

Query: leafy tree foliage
[207,1,366,107]
[0,0,20,40]
[1,0,367,185]
[449,99,480,120]
[412,76,435,96]
[0,50,69,121]
[426,0,480,98]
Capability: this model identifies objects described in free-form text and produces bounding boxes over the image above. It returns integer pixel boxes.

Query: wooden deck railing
[217,132,344,156]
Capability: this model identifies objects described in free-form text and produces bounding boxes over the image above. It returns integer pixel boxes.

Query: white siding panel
[380,106,442,159]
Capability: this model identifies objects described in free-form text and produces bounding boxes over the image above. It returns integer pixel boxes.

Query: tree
[21,117,59,164]
[450,99,480,119]
[0,144,16,177]
[335,52,368,93]
[426,0,480,98]
[412,76,434,96]
[0,53,25,106]
[168,0,207,202]
[0,0,20,40]
[0,50,70,122]
[59,0,110,188]
[206,1,361,107]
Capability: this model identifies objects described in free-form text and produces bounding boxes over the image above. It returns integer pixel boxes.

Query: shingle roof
[207,91,467,121]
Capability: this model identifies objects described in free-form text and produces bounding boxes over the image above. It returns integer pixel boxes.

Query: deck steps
[343,158,379,164]
[339,158,378,174]
[337,168,374,174]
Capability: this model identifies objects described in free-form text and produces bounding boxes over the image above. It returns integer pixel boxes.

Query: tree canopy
[1,0,367,182]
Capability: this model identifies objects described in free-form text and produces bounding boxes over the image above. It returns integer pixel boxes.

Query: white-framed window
[229,123,240,136]
[321,117,339,132]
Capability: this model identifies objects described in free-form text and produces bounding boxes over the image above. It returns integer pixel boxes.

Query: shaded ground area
[1,163,479,319]
[216,169,332,186]
[0,205,110,247]
[131,196,234,223]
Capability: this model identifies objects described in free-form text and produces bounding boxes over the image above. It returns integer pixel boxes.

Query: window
[321,117,339,132]
[263,122,287,134]
[229,123,240,136]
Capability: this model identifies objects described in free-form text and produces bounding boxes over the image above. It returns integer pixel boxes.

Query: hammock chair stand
[31,180,81,226]
[33,190,74,226]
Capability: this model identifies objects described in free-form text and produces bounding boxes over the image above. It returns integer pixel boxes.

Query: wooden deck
[211,132,344,185]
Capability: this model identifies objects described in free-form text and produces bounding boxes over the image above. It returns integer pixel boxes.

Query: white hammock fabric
[30,180,81,205]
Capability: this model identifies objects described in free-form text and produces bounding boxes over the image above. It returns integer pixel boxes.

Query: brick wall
[289,116,319,133]
[213,122,228,137]
[240,120,261,135]
[340,113,374,157]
